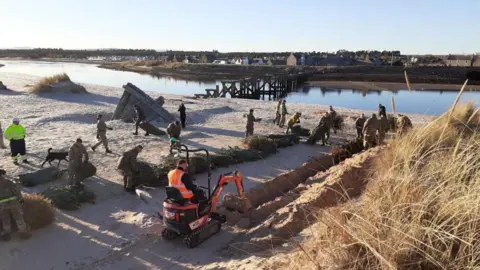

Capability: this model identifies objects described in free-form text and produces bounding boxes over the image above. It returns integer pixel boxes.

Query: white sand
[0,72,433,270]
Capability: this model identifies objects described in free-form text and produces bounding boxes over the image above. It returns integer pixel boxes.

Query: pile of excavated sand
[224,147,383,255]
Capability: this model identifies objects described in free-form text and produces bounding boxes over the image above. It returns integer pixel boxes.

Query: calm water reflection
[1,60,478,115]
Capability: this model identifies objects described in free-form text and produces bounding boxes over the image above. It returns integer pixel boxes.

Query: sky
[1,0,479,54]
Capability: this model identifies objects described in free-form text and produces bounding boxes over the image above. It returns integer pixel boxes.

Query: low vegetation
[279,102,479,269]
[30,73,87,94]
[22,193,55,230]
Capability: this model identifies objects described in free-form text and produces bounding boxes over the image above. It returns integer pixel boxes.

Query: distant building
[446,55,473,67]
[286,54,297,66]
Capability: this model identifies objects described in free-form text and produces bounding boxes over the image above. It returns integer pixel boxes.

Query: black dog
[41,148,69,167]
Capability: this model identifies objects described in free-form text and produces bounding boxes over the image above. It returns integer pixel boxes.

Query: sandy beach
[0,71,434,270]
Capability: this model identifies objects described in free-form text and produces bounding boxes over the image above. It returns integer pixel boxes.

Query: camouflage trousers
[356,128,363,140]
[245,126,254,137]
[68,162,83,186]
[279,114,287,127]
[0,202,28,235]
[122,170,134,189]
[363,135,376,150]
[93,132,108,150]
[274,112,281,125]
[377,131,386,145]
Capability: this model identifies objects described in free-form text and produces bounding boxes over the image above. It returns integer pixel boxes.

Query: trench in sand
[218,140,379,255]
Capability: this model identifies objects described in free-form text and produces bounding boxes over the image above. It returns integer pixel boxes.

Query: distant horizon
[2,0,479,55]
[0,47,477,56]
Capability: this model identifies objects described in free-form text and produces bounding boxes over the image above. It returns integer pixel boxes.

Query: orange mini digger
[161,144,246,248]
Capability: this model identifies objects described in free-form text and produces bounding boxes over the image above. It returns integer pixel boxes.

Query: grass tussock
[22,193,55,230]
[30,73,86,94]
[284,102,480,270]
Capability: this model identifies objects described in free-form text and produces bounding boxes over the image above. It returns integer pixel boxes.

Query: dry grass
[278,102,480,270]
[22,193,55,230]
[30,73,87,94]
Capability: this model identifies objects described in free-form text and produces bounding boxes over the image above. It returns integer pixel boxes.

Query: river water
[1,60,478,115]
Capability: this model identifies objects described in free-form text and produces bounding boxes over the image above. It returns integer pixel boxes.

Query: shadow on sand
[35,93,120,106]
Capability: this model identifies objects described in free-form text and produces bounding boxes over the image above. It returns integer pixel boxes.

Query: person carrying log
[355,113,366,140]
[305,113,329,146]
[0,169,31,241]
[378,114,389,145]
[167,121,182,154]
[362,114,379,150]
[397,114,413,136]
[133,104,149,136]
[92,114,112,153]
[68,138,89,186]
[117,145,143,193]
[285,112,301,134]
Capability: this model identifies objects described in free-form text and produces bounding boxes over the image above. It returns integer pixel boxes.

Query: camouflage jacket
[378,116,389,133]
[281,104,288,115]
[363,117,379,137]
[97,119,108,132]
[69,142,89,163]
[355,117,366,129]
[0,176,22,202]
[117,148,140,171]
[246,113,256,128]
[167,123,181,138]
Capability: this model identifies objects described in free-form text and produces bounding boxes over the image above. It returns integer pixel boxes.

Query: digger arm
[210,171,245,211]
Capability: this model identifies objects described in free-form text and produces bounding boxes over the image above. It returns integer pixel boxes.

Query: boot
[22,159,29,164]
[13,160,19,165]
[106,149,112,154]
[19,232,32,240]
[133,132,138,136]
[91,146,96,152]
[1,234,11,242]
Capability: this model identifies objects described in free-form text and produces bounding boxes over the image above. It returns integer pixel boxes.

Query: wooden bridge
[196,71,314,100]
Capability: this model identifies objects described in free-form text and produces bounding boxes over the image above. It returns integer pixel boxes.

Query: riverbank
[311,66,480,85]
[98,61,314,80]
[0,71,434,269]
[309,80,480,91]
[0,57,108,65]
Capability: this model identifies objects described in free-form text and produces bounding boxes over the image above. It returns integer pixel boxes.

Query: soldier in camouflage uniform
[117,145,143,193]
[167,121,182,154]
[306,114,328,145]
[0,169,31,241]
[378,114,389,145]
[355,113,366,140]
[362,114,379,150]
[397,114,413,136]
[328,105,338,135]
[92,114,113,153]
[274,100,282,125]
[68,138,89,186]
[279,100,288,128]
[245,109,257,137]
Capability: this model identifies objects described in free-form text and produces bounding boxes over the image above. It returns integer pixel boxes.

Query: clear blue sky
[1,0,478,54]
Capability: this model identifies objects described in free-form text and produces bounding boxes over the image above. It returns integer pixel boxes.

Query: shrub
[244,136,277,155]
[42,186,95,211]
[30,73,87,94]
[22,193,55,230]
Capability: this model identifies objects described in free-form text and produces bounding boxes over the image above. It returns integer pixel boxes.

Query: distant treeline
[0,48,403,59]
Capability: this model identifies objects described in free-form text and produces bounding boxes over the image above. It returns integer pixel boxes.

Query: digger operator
[0,169,31,241]
[168,159,206,203]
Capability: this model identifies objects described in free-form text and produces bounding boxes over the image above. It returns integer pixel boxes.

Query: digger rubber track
[183,219,223,248]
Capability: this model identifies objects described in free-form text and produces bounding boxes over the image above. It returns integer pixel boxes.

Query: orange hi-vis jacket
[168,169,193,199]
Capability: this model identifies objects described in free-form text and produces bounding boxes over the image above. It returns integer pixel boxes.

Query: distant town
[1,48,479,68]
